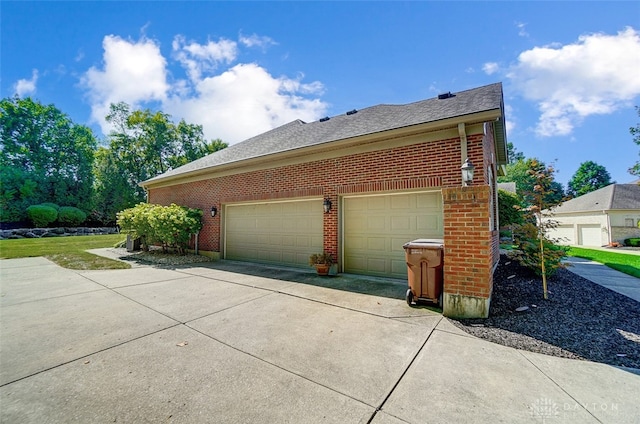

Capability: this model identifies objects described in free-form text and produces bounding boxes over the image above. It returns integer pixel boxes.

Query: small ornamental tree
[509,160,568,300]
[117,203,203,254]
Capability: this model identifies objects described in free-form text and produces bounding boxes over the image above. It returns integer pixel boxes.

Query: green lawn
[566,247,640,278]
[0,234,130,270]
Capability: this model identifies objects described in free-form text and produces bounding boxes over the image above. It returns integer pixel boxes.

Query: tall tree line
[0,97,227,225]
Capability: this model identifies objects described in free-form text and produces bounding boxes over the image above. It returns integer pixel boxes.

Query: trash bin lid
[403,238,444,249]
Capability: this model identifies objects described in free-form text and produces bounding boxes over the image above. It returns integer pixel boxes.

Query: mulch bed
[452,255,640,369]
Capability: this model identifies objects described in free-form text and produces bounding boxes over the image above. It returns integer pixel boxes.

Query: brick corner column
[442,185,494,318]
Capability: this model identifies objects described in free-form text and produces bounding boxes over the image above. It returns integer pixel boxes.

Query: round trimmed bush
[39,202,60,212]
[26,205,58,228]
[58,206,87,226]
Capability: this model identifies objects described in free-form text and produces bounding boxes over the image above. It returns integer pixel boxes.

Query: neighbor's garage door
[343,191,443,278]
[225,199,323,268]
[552,225,575,245]
[579,224,602,247]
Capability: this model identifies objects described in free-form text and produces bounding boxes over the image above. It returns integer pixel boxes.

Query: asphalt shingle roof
[144,82,504,184]
[554,184,640,213]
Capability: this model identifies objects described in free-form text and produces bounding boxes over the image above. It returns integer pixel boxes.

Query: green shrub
[117,203,203,254]
[58,206,87,226]
[498,189,524,228]
[510,222,568,277]
[40,202,60,211]
[624,238,640,247]
[26,205,58,227]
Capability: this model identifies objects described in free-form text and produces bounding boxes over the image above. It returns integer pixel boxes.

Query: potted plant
[309,252,336,276]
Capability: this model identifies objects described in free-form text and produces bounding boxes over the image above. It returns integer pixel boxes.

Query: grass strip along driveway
[567,246,640,278]
[0,234,129,270]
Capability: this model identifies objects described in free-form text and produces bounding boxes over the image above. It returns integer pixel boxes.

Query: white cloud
[81,35,168,134]
[504,104,516,135]
[239,33,277,50]
[164,63,327,143]
[14,69,38,97]
[172,35,238,81]
[507,27,640,137]
[81,33,327,144]
[482,62,500,75]
[515,22,529,38]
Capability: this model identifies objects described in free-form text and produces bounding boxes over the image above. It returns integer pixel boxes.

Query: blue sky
[2,1,640,187]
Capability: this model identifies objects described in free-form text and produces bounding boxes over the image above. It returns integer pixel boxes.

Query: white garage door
[225,199,323,268]
[551,225,575,245]
[343,191,443,278]
[579,224,602,247]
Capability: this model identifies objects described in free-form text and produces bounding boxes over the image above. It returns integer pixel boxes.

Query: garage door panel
[367,237,387,251]
[367,197,387,210]
[391,195,411,209]
[391,216,411,230]
[366,258,387,273]
[225,199,323,268]
[391,259,407,276]
[417,193,441,209]
[579,224,602,247]
[551,225,574,245]
[344,192,443,278]
[417,215,440,231]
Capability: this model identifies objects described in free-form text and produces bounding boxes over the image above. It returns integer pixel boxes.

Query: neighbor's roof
[143,82,506,186]
[554,184,640,213]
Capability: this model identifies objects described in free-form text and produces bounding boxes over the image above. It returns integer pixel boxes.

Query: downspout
[458,123,468,164]
[605,211,612,245]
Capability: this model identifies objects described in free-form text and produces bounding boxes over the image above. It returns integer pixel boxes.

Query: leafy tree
[92,146,144,225]
[509,159,568,300]
[94,103,228,224]
[567,161,613,197]
[507,142,525,164]
[498,157,564,206]
[497,189,523,228]
[630,106,640,176]
[0,97,97,220]
[0,167,37,222]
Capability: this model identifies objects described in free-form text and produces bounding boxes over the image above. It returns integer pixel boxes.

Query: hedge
[58,206,87,226]
[26,205,58,228]
[117,203,203,253]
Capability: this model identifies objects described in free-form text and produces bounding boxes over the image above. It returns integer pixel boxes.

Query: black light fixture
[461,158,475,187]
[323,198,332,214]
[210,206,218,217]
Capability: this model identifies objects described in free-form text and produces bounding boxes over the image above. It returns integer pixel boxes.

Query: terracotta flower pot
[314,264,330,276]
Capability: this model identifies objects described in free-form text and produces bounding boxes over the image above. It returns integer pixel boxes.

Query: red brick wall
[442,186,494,299]
[149,130,498,303]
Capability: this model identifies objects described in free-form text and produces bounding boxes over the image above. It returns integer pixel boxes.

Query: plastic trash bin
[403,239,444,307]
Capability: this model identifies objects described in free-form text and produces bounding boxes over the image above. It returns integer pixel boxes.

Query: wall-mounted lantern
[461,158,475,187]
[210,206,218,217]
[323,198,332,214]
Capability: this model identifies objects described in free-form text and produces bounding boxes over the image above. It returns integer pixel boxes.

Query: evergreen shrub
[26,205,58,228]
[58,206,87,226]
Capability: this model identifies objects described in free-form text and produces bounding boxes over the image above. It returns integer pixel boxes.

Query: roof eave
[141,107,503,190]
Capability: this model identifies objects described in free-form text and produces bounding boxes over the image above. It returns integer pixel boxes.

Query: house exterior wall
[148,125,498,318]
[550,211,640,246]
[550,213,608,246]
[610,210,640,243]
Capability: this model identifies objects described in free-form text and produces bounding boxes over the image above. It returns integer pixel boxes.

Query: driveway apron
[1,258,639,423]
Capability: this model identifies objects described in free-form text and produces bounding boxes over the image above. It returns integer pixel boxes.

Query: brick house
[141,82,508,318]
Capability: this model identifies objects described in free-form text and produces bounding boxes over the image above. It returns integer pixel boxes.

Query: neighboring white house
[546,183,640,247]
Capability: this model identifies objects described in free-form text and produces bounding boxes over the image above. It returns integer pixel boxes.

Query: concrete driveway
[1,257,639,423]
